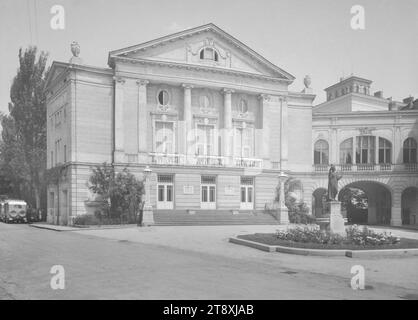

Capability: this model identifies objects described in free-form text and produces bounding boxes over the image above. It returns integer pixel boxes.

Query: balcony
[149,153,262,168]
[313,163,418,173]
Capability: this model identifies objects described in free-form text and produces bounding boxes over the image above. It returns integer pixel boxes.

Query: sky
[0,0,417,115]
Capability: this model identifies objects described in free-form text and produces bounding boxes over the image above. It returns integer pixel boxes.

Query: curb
[29,223,140,232]
[229,237,418,258]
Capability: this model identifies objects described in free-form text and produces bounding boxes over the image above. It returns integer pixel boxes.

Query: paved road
[0,223,417,299]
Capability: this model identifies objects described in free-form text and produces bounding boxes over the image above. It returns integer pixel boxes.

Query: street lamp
[277,171,290,224]
[141,165,154,226]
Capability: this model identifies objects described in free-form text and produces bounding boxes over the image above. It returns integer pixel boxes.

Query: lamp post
[141,165,154,226]
[277,171,289,224]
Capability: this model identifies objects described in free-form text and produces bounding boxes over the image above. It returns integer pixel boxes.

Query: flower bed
[238,225,418,250]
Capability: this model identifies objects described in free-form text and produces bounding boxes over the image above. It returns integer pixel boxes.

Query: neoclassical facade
[44,24,417,226]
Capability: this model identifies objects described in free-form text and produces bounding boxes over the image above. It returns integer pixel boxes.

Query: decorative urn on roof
[69,41,83,65]
[302,75,313,93]
[304,75,311,88]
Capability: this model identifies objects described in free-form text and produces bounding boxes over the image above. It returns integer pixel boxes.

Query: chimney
[374,91,383,98]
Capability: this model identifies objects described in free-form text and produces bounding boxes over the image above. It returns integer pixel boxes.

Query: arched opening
[338,187,368,224]
[314,140,329,165]
[312,188,327,218]
[338,181,391,225]
[401,187,418,225]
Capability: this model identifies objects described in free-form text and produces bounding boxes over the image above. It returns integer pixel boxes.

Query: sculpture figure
[327,164,342,201]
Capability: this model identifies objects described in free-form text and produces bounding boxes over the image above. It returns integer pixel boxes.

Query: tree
[0,46,48,209]
[275,177,313,224]
[88,164,145,221]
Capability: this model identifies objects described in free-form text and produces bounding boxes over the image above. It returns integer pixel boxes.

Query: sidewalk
[29,222,138,232]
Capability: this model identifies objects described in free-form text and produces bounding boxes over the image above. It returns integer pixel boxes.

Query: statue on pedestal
[327,164,342,201]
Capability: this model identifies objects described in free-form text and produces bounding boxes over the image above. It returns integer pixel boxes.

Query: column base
[141,206,154,226]
[328,201,345,236]
[277,207,289,224]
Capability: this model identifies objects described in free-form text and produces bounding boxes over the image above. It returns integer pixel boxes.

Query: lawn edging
[229,237,418,258]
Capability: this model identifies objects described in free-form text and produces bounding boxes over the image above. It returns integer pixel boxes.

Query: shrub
[276,225,400,246]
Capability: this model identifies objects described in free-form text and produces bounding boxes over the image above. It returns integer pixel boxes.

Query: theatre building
[44,24,418,226]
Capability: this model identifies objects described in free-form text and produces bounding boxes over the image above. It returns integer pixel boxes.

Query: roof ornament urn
[69,41,83,65]
[304,75,311,88]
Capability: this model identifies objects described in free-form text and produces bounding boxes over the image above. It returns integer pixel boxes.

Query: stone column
[352,137,356,164]
[279,96,289,170]
[258,94,270,163]
[222,88,234,160]
[375,135,379,165]
[114,76,125,162]
[182,84,193,156]
[137,80,149,162]
[391,188,402,226]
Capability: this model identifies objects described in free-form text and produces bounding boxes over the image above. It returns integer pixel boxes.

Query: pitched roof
[108,23,295,81]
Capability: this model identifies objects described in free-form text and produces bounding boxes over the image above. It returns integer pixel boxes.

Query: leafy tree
[0,46,48,209]
[275,177,313,224]
[339,187,368,211]
[88,164,145,221]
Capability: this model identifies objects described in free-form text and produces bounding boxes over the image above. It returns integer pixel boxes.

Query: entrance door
[201,176,216,209]
[240,177,254,210]
[157,175,174,209]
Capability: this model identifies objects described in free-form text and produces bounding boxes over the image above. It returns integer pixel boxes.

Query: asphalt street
[0,222,417,299]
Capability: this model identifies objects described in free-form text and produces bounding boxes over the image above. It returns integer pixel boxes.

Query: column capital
[182,83,194,89]
[136,79,149,86]
[258,93,271,102]
[278,95,288,103]
[222,88,235,94]
[113,76,126,84]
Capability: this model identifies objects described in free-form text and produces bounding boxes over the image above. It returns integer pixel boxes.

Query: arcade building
[44,24,418,226]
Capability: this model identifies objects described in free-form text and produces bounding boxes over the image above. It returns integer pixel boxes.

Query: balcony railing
[313,163,418,172]
[149,153,263,168]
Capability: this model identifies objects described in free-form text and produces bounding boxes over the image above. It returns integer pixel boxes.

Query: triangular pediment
[108,24,294,81]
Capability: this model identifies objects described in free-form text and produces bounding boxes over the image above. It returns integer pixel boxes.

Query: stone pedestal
[329,201,345,236]
[277,207,289,224]
[141,205,154,226]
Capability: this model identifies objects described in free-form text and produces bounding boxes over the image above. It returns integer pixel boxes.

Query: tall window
[196,124,214,156]
[234,126,254,158]
[356,136,375,164]
[339,138,353,164]
[378,138,392,164]
[155,121,174,153]
[199,48,219,61]
[314,140,329,165]
[403,138,417,163]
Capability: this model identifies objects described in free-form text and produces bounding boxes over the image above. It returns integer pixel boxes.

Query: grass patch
[238,233,418,250]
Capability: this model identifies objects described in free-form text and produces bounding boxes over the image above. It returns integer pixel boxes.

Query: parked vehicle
[0,199,28,223]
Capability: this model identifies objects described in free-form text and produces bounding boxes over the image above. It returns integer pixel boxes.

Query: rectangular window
[234,126,254,158]
[64,144,67,162]
[155,121,174,153]
[158,185,165,202]
[196,124,214,156]
[166,185,173,202]
[209,186,216,202]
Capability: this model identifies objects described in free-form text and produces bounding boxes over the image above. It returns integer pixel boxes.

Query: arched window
[199,47,219,61]
[340,138,353,164]
[378,138,392,164]
[356,136,375,164]
[314,140,329,165]
[403,138,417,163]
[157,90,169,106]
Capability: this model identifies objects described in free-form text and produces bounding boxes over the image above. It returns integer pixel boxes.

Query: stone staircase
[153,209,280,226]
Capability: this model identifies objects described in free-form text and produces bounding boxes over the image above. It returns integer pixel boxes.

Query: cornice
[111,56,292,83]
